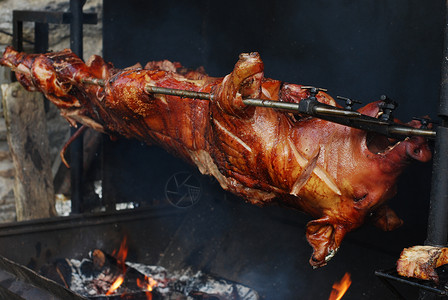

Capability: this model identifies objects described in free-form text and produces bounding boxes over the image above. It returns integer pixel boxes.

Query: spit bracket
[375,269,448,299]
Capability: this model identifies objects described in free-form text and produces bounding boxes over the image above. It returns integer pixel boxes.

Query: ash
[67,258,259,300]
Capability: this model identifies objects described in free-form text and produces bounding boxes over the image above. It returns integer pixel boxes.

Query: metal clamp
[336,96,362,110]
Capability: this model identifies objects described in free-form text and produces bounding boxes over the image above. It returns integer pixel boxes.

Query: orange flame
[329,273,352,300]
[104,236,129,296]
[105,236,159,298]
[112,235,128,271]
[106,274,124,295]
[137,275,158,300]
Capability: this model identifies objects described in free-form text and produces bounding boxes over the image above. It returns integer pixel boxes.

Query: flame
[112,235,128,271]
[106,274,124,295]
[137,275,158,300]
[329,273,352,300]
[104,236,128,296]
[104,236,159,298]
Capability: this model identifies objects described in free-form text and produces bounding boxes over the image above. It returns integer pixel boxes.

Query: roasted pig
[0,47,432,267]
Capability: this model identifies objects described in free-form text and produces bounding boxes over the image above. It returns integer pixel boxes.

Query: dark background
[103,0,443,120]
[97,0,445,299]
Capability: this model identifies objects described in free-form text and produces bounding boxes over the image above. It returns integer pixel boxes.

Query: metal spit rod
[69,0,85,214]
[145,86,363,119]
[81,78,437,140]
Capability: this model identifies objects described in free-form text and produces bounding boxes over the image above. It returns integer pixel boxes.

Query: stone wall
[0,0,103,222]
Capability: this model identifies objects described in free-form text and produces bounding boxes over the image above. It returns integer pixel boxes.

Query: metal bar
[145,85,212,100]
[243,98,436,139]
[439,6,448,117]
[242,98,361,117]
[13,10,97,25]
[314,105,361,117]
[69,0,85,214]
[375,275,407,300]
[34,22,48,54]
[63,11,97,25]
[12,20,22,52]
[34,22,50,115]
[11,16,22,82]
[388,126,438,139]
[425,0,448,248]
[375,270,447,296]
[144,87,436,139]
[80,77,104,86]
[425,127,448,246]
[0,206,183,238]
[80,79,436,139]
[419,2,448,299]
[69,0,83,58]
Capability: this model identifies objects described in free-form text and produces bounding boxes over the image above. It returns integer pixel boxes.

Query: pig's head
[305,99,432,268]
[359,101,432,177]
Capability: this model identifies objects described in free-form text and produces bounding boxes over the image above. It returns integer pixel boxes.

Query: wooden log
[1,82,56,220]
[90,248,150,292]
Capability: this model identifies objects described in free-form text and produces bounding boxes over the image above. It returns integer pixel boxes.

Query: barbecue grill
[0,0,446,299]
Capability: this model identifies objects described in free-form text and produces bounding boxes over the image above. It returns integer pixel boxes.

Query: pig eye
[241,77,254,87]
[413,148,421,155]
[354,194,367,202]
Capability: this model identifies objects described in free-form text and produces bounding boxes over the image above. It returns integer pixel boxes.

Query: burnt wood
[1,82,56,221]
[0,254,86,300]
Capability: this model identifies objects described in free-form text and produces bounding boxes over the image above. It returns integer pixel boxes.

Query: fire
[112,235,128,271]
[137,275,158,300]
[105,237,128,295]
[106,274,124,295]
[103,236,159,298]
[328,272,352,300]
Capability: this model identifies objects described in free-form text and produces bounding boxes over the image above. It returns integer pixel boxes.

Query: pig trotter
[306,217,348,268]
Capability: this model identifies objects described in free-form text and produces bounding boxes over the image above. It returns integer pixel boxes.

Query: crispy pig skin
[0,47,432,268]
[397,246,448,283]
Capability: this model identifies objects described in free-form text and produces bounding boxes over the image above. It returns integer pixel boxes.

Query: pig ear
[213,53,263,116]
[370,205,403,231]
[306,217,347,268]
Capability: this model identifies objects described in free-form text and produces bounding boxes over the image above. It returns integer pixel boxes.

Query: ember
[55,236,259,299]
[328,273,351,300]
[106,274,124,295]
[137,275,158,300]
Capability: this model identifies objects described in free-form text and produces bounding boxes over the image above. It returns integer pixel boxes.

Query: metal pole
[11,13,22,82]
[425,127,448,246]
[34,23,48,53]
[69,0,84,214]
[420,1,448,299]
[425,0,448,250]
[70,0,84,57]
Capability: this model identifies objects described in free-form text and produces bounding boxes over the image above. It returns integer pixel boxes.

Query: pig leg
[306,216,349,268]
[370,204,403,231]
